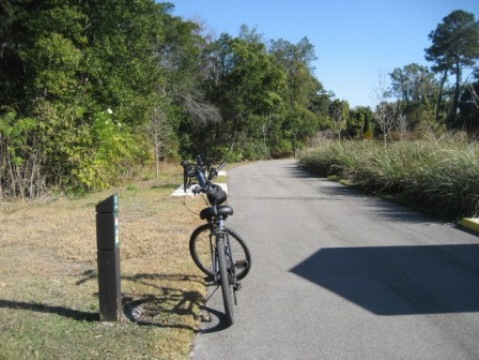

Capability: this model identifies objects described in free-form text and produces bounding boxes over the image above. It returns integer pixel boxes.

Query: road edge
[461,218,479,233]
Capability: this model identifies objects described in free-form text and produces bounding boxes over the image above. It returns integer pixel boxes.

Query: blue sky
[170,0,479,108]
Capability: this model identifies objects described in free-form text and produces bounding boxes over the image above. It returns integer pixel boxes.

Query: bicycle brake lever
[191,185,202,195]
[208,167,218,180]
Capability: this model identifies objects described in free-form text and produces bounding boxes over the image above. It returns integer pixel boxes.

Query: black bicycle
[181,156,251,326]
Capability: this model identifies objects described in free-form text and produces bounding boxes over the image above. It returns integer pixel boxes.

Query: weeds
[0,163,207,359]
[299,135,479,220]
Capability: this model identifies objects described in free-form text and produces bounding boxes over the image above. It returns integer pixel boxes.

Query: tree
[350,106,375,139]
[346,106,373,139]
[270,37,317,106]
[376,101,404,146]
[390,64,436,105]
[374,72,396,146]
[329,99,348,141]
[201,30,287,159]
[425,10,479,126]
[269,37,323,152]
[459,68,479,133]
[0,0,194,196]
[389,64,438,132]
[0,1,89,196]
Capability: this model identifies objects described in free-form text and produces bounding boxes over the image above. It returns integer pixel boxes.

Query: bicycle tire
[217,234,234,325]
[190,223,251,280]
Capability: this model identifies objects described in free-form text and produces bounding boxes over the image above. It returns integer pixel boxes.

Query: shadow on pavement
[197,305,232,333]
[286,162,456,225]
[290,243,479,315]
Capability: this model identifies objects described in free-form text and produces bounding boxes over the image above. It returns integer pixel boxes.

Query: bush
[299,136,479,220]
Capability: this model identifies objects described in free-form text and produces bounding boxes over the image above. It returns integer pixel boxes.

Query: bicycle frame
[207,215,236,285]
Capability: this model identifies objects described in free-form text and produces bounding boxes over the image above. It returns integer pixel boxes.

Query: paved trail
[191,159,479,360]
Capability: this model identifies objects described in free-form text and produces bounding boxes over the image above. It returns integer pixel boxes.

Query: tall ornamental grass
[299,136,479,220]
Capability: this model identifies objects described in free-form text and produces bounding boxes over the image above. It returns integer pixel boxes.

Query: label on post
[114,216,119,247]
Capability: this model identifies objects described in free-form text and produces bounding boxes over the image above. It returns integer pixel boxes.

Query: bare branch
[182,94,221,126]
[466,83,479,109]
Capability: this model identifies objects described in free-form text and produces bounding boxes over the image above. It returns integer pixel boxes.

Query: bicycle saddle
[200,205,234,220]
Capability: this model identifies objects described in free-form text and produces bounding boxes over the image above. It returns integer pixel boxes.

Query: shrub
[299,136,479,220]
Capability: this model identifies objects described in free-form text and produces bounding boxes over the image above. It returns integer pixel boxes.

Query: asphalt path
[191,159,479,360]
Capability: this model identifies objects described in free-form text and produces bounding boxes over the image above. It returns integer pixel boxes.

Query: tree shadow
[290,243,479,315]
[285,162,458,225]
[0,299,98,322]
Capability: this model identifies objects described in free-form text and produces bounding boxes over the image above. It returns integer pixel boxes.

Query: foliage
[425,10,479,126]
[1,3,479,199]
[0,0,178,196]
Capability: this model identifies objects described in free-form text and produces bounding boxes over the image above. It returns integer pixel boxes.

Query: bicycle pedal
[203,275,216,285]
[235,260,248,269]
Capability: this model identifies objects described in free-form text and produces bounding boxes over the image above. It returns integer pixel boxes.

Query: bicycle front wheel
[190,224,251,280]
[217,234,234,325]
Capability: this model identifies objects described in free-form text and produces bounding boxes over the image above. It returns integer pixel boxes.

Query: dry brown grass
[0,163,210,359]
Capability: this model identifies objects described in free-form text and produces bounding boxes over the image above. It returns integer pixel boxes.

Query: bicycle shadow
[196,305,231,333]
[193,283,235,332]
[121,273,240,332]
[120,273,204,331]
[290,243,479,315]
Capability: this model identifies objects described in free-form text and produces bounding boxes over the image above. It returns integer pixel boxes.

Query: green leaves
[31,33,82,98]
[188,32,326,160]
[0,0,175,196]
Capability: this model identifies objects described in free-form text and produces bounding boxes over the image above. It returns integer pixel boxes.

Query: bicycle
[181,156,251,326]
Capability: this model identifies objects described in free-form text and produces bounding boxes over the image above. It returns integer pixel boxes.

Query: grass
[299,135,479,221]
[0,162,210,360]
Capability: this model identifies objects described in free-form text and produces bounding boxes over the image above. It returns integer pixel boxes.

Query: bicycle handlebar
[181,156,228,205]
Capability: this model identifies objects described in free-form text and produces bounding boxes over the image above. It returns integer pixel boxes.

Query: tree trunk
[448,61,461,126]
[155,145,159,179]
[435,69,448,122]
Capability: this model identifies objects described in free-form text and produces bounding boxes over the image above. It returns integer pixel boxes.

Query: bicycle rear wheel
[190,223,251,280]
[217,234,234,325]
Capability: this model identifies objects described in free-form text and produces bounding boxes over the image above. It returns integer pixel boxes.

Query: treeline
[0,0,333,197]
[374,10,479,144]
[0,2,478,198]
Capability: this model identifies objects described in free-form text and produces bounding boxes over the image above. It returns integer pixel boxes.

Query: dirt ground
[0,170,209,359]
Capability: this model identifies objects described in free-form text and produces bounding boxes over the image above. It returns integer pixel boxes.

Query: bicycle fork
[215,218,241,303]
